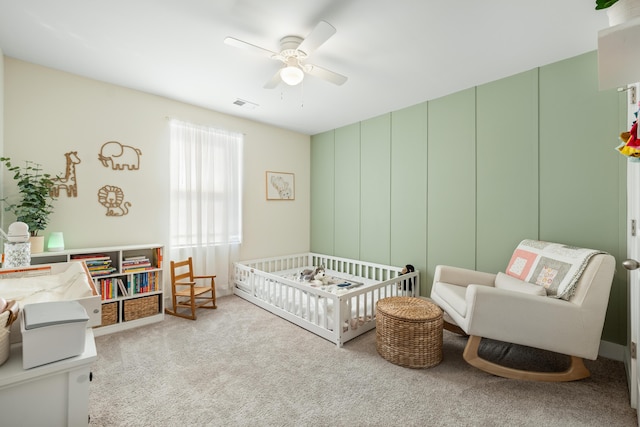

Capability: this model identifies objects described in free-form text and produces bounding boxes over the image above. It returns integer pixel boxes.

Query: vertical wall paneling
[476,69,539,273]
[539,51,625,344]
[310,131,335,254]
[310,51,626,345]
[361,114,392,264]
[391,103,428,289]
[427,90,476,289]
[333,124,361,259]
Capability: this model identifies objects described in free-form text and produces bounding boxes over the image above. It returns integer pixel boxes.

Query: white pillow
[495,272,547,296]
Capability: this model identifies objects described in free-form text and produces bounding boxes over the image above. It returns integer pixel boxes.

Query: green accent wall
[361,114,391,264]
[538,53,626,344]
[310,51,626,345]
[310,130,334,254]
[427,89,476,286]
[334,124,361,259]
[391,103,428,285]
[476,69,540,273]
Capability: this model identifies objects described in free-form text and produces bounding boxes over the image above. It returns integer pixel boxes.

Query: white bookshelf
[30,243,164,336]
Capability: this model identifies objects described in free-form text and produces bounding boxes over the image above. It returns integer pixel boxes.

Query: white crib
[233,253,419,347]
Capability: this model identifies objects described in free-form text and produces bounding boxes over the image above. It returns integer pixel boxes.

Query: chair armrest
[175,280,196,286]
[433,265,496,287]
[193,275,216,280]
[465,285,599,359]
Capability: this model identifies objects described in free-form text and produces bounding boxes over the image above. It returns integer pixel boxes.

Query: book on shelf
[122,266,155,274]
[123,256,154,272]
[123,259,150,264]
[117,278,128,296]
[71,254,111,261]
[89,264,115,270]
[100,277,118,300]
[123,262,151,268]
[84,259,112,266]
[89,267,117,277]
[126,271,159,294]
[123,256,152,269]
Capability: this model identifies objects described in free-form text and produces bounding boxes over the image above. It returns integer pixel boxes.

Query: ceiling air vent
[232,98,258,110]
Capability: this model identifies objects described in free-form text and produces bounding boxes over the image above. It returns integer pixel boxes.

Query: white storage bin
[21,300,89,369]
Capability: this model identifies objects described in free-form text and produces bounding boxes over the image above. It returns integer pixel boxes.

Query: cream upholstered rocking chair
[430,240,616,382]
[165,257,217,320]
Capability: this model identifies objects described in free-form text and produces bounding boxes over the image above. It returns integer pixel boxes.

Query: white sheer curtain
[169,119,243,296]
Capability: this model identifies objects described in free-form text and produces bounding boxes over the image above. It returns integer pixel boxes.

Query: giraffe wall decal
[50,151,81,198]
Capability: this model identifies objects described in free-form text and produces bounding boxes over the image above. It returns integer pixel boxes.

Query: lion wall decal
[97,185,131,216]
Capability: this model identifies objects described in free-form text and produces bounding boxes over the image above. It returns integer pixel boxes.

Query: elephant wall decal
[98,141,142,171]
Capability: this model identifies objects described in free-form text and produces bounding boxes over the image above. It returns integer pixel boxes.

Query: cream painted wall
[3,58,310,278]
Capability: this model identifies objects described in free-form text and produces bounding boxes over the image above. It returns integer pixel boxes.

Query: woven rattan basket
[123,295,159,321]
[376,296,443,368]
[0,310,11,366]
[100,301,118,327]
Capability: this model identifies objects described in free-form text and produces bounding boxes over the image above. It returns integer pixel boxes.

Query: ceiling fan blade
[305,64,348,86]
[224,36,278,59]
[264,69,282,89]
[297,21,336,57]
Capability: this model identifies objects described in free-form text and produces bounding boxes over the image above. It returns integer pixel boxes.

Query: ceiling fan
[224,20,348,89]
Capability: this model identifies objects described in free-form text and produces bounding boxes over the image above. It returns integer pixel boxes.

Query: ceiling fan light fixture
[280,65,304,86]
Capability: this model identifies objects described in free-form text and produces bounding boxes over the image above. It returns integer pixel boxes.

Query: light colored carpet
[89,295,637,426]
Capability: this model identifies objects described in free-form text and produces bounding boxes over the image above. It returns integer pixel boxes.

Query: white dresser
[0,329,96,426]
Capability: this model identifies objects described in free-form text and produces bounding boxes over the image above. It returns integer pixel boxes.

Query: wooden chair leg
[164,307,196,320]
[443,320,467,336]
[164,295,197,320]
[462,335,591,382]
[190,288,197,319]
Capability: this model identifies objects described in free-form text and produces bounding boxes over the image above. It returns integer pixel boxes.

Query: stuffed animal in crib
[397,264,415,292]
[300,265,325,282]
[312,270,326,285]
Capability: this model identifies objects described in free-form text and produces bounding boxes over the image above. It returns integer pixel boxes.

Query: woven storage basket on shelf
[100,301,118,327]
[123,295,159,321]
[376,296,443,369]
[0,310,11,366]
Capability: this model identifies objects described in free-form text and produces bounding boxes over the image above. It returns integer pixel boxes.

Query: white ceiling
[0,0,609,135]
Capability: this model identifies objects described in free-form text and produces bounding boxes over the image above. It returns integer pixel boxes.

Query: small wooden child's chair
[165,257,216,320]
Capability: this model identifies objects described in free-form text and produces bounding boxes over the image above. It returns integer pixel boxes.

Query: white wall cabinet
[30,243,164,336]
[598,16,640,90]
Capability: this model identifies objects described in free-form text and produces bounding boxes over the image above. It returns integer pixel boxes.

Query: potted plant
[0,157,56,253]
[597,0,640,26]
[596,0,619,9]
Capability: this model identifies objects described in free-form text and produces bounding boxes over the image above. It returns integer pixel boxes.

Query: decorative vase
[29,236,44,254]
[607,0,640,26]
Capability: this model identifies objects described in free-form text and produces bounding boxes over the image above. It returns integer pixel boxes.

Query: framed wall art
[266,171,295,200]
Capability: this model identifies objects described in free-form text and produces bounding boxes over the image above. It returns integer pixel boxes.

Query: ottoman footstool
[376,296,443,368]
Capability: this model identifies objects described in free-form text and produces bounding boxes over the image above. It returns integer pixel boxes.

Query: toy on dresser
[0,298,19,366]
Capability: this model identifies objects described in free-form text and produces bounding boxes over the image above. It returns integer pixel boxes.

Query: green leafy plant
[0,157,56,236]
[596,0,619,10]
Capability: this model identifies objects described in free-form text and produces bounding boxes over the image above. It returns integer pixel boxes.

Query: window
[169,119,243,248]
